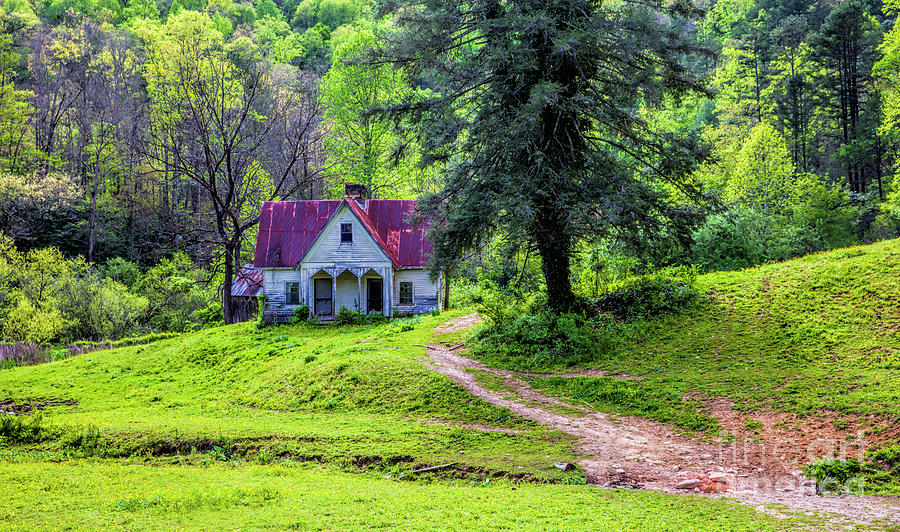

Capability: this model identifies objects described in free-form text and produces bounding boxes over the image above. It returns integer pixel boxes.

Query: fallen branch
[411,462,458,474]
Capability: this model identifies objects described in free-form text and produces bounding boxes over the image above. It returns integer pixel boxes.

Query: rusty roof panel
[231,265,263,297]
[253,199,432,269]
[254,200,341,268]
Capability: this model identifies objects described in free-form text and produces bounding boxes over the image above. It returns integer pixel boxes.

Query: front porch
[304,266,393,319]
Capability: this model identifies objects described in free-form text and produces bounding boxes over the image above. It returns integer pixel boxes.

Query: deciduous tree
[139,13,325,323]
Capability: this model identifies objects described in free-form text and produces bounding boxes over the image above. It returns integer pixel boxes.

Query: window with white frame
[285,281,300,305]
[399,281,413,305]
[340,223,353,243]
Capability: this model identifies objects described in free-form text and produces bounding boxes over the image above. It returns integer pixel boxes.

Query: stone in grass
[701,482,728,493]
[675,479,702,490]
[709,472,728,482]
[555,462,576,471]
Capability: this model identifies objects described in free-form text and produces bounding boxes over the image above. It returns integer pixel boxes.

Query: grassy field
[0,311,582,478]
[0,308,802,529]
[484,240,900,429]
[4,241,899,527]
[0,457,796,530]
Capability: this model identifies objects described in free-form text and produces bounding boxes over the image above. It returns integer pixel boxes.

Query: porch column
[357,274,362,312]
[384,267,392,317]
[305,270,312,312]
[331,274,337,315]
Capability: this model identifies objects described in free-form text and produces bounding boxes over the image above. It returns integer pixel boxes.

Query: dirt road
[422,314,900,528]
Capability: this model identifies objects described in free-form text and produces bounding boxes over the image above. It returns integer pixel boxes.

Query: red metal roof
[253,199,432,269]
[231,265,263,297]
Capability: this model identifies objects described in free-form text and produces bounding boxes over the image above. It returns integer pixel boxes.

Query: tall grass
[1,332,179,370]
[68,332,179,355]
[0,343,54,369]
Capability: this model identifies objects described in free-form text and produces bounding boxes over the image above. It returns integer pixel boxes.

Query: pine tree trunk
[535,222,574,313]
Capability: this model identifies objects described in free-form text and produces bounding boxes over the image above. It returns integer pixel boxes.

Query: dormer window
[340,223,353,243]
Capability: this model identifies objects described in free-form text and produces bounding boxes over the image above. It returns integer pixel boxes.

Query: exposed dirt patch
[421,344,900,528]
[434,313,482,334]
[704,399,900,471]
[0,398,77,415]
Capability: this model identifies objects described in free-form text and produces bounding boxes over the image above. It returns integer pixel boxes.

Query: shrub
[804,458,863,493]
[99,257,141,288]
[871,188,900,239]
[691,208,768,271]
[792,180,855,249]
[0,414,52,445]
[290,304,310,324]
[136,252,221,333]
[868,442,900,470]
[448,278,490,308]
[255,293,268,329]
[691,205,845,273]
[477,285,522,326]
[333,306,364,325]
[594,266,702,321]
[59,274,150,340]
[472,310,615,371]
[2,298,68,344]
[367,312,387,324]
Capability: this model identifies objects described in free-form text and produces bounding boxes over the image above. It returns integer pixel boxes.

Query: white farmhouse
[253,185,442,321]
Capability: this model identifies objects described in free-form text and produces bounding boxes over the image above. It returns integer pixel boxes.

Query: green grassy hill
[4,240,900,528]
[569,238,900,420]
[0,311,578,476]
[520,239,900,488]
[0,312,794,530]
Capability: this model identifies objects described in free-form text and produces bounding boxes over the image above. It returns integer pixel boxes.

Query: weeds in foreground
[0,344,53,369]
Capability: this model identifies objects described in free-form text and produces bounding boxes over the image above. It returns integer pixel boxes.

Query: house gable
[299,202,393,268]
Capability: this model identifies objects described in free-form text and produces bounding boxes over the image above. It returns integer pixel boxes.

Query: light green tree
[320,24,431,198]
[726,122,797,216]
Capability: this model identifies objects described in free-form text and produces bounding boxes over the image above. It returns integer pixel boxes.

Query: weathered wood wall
[393,269,440,315]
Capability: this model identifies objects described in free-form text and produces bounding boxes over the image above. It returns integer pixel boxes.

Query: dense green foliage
[0,234,219,344]
[469,266,704,371]
[3,0,900,334]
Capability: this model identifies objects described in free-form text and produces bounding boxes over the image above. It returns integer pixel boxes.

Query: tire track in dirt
[421,321,900,528]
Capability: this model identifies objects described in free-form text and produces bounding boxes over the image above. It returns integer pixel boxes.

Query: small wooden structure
[230,265,263,322]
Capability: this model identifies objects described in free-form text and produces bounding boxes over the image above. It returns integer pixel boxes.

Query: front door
[314,278,332,316]
[366,278,383,313]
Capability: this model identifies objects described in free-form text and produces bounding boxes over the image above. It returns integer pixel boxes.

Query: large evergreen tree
[378,0,708,311]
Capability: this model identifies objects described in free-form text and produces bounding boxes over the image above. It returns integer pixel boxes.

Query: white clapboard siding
[303,206,390,265]
[261,268,303,321]
[394,269,440,314]
[335,270,361,311]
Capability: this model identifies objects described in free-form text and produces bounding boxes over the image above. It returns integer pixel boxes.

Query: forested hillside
[1,0,900,341]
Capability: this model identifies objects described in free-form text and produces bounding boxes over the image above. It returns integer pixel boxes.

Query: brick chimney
[344,183,367,199]
[344,183,368,207]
